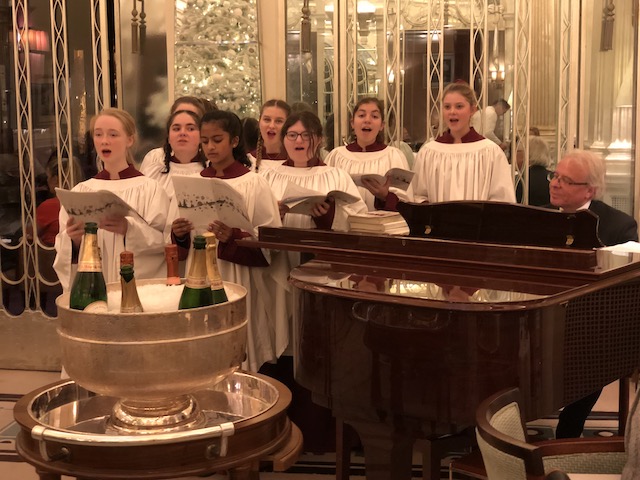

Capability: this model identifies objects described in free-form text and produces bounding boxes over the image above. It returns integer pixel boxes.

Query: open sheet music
[351,167,415,191]
[281,182,361,215]
[171,175,254,235]
[56,188,147,224]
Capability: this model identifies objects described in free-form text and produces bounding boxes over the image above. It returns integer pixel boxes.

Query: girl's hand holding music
[209,220,232,243]
[171,217,193,239]
[278,201,290,220]
[311,199,331,218]
[66,217,85,248]
[100,214,128,236]
[361,176,391,200]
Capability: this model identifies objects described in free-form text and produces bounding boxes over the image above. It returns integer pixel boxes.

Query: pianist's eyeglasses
[285,131,312,142]
[546,172,590,187]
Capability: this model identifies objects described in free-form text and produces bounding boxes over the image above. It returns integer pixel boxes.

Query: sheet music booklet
[281,182,361,215]
[56,188,147,224]
[351,168,415,191]
[171,175,254,235]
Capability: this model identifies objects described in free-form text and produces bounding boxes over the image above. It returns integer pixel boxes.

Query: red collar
[94,165,143,180]
[345,141,387,152]
[201,161,250,179]
[282,157,326,167]
[251,147,288,160]
[170,153,202,164]
[436,127,485,144]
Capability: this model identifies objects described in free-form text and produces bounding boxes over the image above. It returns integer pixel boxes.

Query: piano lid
[256,202,640,291]
[396,201,603,249]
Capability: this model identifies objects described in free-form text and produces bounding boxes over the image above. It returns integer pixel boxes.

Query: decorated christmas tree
[175,0,261,117]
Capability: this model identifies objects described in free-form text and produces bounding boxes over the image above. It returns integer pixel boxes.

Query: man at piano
[547,149,638,438]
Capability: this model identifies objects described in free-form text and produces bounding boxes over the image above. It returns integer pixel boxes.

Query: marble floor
[0,369,626,480]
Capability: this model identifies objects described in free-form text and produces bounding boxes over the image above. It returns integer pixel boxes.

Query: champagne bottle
[164,244,181,286]
[69,222,108,312]
[203,232,228,304]
[120,264,143,313]
[178,235,213,309]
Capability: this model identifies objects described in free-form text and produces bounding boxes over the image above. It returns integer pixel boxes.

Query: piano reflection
[254,201,640,480]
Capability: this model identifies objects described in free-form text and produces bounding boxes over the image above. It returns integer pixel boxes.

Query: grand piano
[256,202,640,480]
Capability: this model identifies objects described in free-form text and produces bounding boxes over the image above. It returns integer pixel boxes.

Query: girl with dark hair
[248,99,291,172]
[324,97,410,210]
[171,110,282,373]
[139,109,207,199]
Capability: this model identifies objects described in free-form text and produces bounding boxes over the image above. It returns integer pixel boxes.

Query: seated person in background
[516,136,552,206]
[471,98,510,150]
[28,154,84,246]
[547,149,638,439]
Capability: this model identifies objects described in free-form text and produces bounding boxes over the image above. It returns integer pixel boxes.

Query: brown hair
[161,109,206,174]
[351,97,385,144]
[255,99,291,171]
[170,96,206,117]
[90,108,137,165]
[442,82,478,109]
[281,111,324,160]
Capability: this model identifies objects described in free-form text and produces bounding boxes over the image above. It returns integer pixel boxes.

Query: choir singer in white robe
[368,82,515,211]
[54,108,170,290]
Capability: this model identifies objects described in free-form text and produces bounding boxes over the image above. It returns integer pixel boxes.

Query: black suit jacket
[587,200,638,246]
[543,199,638,246]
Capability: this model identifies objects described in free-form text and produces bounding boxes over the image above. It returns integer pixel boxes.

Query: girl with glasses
[324,97,410,210]
[259,111,367,233]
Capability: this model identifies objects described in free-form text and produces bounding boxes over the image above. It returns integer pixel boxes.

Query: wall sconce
[489,65,505,85]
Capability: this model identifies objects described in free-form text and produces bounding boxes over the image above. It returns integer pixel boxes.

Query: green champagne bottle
[120,264,143,313]
[178,235,213,310]
[69,222,108,312]
[203,232,228,304]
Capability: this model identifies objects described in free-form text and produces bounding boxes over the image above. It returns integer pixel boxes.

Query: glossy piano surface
[255,202,640,480]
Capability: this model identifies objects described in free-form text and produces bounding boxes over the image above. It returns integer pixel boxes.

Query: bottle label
[83,301,108,313]
[185,276,208,289]
[77,260,102,272]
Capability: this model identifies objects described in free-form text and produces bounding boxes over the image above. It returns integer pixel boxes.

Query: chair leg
[336,419,356,480]
[619,376,630,436]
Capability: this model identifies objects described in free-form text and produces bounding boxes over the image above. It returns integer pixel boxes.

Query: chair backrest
[476,387,547,480]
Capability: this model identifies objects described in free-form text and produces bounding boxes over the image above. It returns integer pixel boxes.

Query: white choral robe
[410,138,516,203]
[54,175,170,291]
[324,145,410,210]
[247,152,286,172]
[259,165,368,357]
[210,172,285,373]
[139,148,205,199]
[140,148,205,249]
[260,164,368,232]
